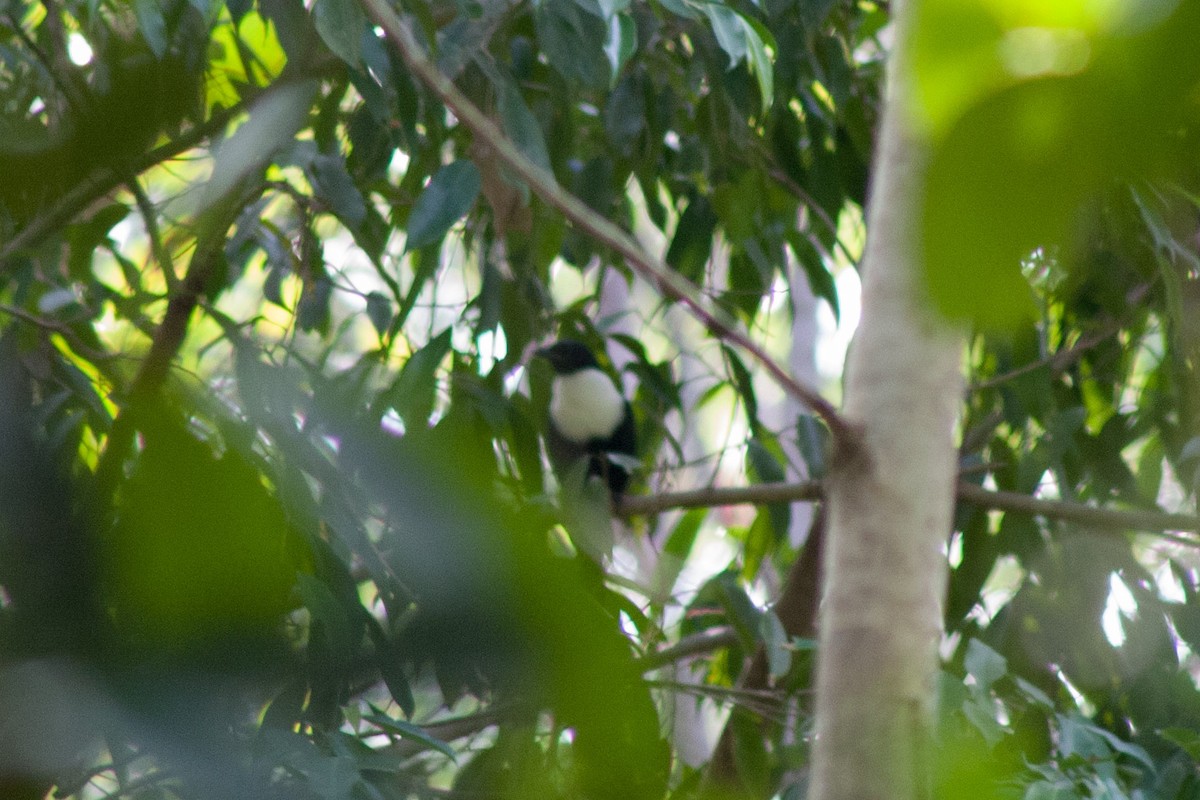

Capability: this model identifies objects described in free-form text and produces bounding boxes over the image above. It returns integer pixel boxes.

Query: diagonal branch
[91,204,242,499]
[357,0,852,443]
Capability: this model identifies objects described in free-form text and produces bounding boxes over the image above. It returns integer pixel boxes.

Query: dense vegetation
[2,0,1200,798]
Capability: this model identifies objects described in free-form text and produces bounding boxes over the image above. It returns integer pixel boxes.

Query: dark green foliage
[5,0,1200,798]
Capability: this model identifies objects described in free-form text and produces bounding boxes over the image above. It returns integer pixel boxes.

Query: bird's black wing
[545,402,637,497]
[596,401,637,496]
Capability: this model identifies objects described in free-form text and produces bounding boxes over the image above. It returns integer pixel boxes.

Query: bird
[535,340,637,497]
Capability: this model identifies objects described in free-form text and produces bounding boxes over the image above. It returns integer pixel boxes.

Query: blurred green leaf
[760,609,792,679]
[666,195,717,282]
[746,437,789,541]
[405,161,482,251]
[310,153,368,229]
[366,711,458,760]
[133,0,168,58]
[364,291,393,337]
[107,412,304,650]
[497,80,552,175]
[535,0,611,88]
[604,13,637,85]
[796,413,830,479]
[703,5,774,112]
[314,0,367,66]
[964,638,1007,692]
[384,328,453,428]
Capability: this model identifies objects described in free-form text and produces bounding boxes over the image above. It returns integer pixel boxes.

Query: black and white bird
[535,340,637,497]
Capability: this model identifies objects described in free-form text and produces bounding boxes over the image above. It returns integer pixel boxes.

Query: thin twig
[955,481,1200,538]
[969,322,1123,392]
[0,104,241,267]
[618,481,823,517]
[636,626,739,671]
[0,302,113,363]
[127,176,178,291]
[357,0,851,443]
[618,477,1200,539]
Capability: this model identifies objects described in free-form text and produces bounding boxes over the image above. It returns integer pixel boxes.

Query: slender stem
[618,477,1200,538]
[618,481,823,516]
[636,626,739,671]
[955,481,1200,538]
[0,303,113,364]
[128,176,179,292]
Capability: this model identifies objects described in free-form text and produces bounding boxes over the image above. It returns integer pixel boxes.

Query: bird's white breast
[550,368,625,443]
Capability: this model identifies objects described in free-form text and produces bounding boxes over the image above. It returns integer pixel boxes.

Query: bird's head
[534,340,601,375]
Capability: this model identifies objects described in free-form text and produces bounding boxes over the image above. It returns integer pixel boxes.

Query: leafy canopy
[2,0,1200,799]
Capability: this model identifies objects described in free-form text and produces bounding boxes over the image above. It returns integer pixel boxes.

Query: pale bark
[809,1,966,797]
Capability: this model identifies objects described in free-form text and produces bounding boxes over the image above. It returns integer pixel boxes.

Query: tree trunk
[809,2,966,797]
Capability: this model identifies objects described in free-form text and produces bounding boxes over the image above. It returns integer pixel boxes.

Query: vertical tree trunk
[809,1,965,797]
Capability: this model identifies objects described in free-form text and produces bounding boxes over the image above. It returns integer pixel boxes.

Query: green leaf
[666,196,717,282]
[713,571,762,650]
[746,438,789,541]
[364,292,393,337]
[604,13,637,85]
[366,711,458,760]
[722,345,759,431]
[704,5,747,66]
[311,153,368,229]
[200,81,318,211]
[296,276,333,333]
[134,0,168,58]
[653,508,705,599]
[701,5,775,111]
[108,413,302,648]
[665,508,705,560]
[1090,724,1155,772]
[497,82,552,175]
[371,632,415,718]
[1160,727,1200,760]
[741,14,775,111]
[786,231,839,322]
[741,509,773,581]
[295,573,355,658]
[405,161,482,251]
[796,414,829,479]
[963,638,1007,692]
[604,75,647,156]
[313,0,366,67]
[597,0,630,18]
[385,328,454,428]
[961,693,1007,748]
[68,203,130,281]
[535,0,611,88]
